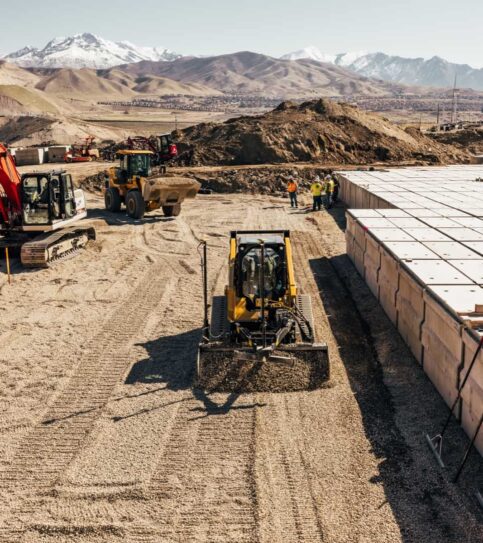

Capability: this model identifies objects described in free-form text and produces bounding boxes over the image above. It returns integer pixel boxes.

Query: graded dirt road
[0,191,481,543]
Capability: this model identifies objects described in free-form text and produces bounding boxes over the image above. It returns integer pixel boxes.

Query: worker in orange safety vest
[287,176,298,208]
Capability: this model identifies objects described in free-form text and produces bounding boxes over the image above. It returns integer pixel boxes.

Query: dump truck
[104,150,200,219]
[197,230,329,391]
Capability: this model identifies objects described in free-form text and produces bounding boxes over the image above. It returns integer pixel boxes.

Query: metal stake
[5,247,11,285]
[260,241,266,348]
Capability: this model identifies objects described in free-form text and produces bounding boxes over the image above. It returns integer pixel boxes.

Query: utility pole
[436,102,440,128]
[451,74,458,124]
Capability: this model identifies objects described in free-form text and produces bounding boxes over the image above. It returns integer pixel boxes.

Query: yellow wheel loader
[104,150,200,219]
[197,230,329,392]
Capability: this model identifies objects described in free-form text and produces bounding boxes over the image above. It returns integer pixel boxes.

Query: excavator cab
[155,134,178,162]
[21,172,82,226]
[0,144,94,267]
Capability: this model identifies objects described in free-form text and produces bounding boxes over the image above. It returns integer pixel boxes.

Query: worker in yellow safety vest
[310,176,323,211]
[324,175,335,209]
[287,177,298,208]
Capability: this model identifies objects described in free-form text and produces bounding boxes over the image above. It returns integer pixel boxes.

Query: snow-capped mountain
[2,33,182,69]
[281,47,483,90]
[281,46,337,64]
[343,53,483,90]
[281,47,367,67]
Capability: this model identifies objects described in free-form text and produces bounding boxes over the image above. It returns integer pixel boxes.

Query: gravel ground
[0,190,481,542]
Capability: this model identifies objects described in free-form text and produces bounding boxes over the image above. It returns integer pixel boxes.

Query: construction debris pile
[174,99,469,166]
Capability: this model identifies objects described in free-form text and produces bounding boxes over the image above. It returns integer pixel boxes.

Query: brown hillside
[174,99,469,165]
[35,68,135,98]
[132,75,221,96]
[0,61,39,87]
[118,52,414,98]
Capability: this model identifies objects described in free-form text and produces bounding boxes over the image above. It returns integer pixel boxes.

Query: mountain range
[115,51,407,97]
[3,34,483,91]
[2,33,181,70]
[281,47,483,91]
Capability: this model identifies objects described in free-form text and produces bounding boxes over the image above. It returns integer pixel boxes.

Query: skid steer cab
[104,150,200,220]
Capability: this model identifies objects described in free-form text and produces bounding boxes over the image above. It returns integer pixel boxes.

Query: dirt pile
[185,166,331,194]
[429,126,483,155]
[78,166,332,195]
[78,170,107,192]
[174,98,469,166]
[0,116,55,145]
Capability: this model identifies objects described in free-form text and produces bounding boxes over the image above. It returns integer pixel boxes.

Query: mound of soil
[429,126,483,155]
[0,116,55,145]
[78,166,333,196]
[78,171,107,192]
[186,166,332,194]
[174,99,468,166]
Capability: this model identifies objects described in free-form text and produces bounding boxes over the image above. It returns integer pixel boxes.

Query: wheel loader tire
[126,190,145,219]
[105,187,122,212]
[162,203,181,217]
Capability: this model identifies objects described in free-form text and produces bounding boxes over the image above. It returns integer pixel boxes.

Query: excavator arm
[0,144,22,225]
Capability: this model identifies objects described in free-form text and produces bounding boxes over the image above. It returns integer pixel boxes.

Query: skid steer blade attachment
[195,342,329,393]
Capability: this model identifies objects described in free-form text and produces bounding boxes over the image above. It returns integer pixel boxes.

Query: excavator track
[20,226,96,268]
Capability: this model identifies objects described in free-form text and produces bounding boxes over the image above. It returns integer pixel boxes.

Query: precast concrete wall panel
[338,165,483,455]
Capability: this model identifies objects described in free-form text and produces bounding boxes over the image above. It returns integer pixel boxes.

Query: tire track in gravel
[0,257,177,542]
[147,400,259,542]
[253,229,333,543]
[130,209,261,542]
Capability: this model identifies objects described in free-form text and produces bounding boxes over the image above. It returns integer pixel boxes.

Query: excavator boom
[0,144,22,224]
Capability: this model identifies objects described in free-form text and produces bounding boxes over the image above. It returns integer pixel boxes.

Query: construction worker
[333,177,340,204]
[287,175,298,208]
[310,176,323,211]
[324,175,335,209]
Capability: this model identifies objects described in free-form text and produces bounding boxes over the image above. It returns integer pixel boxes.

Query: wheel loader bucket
[195,342,329,393]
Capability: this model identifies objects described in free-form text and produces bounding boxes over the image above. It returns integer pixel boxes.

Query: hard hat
[315,175,320,181]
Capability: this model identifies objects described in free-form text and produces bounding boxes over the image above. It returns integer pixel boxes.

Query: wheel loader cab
[118,152,152,181]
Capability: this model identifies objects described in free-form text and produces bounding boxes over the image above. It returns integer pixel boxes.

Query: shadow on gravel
[309,254,483,542]
[127,328,202,390]
[87,207,176,226]
[190,389,266,420]
[127,328,267,418]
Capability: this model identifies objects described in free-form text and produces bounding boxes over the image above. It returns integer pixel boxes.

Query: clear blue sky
[1,0,482,67]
